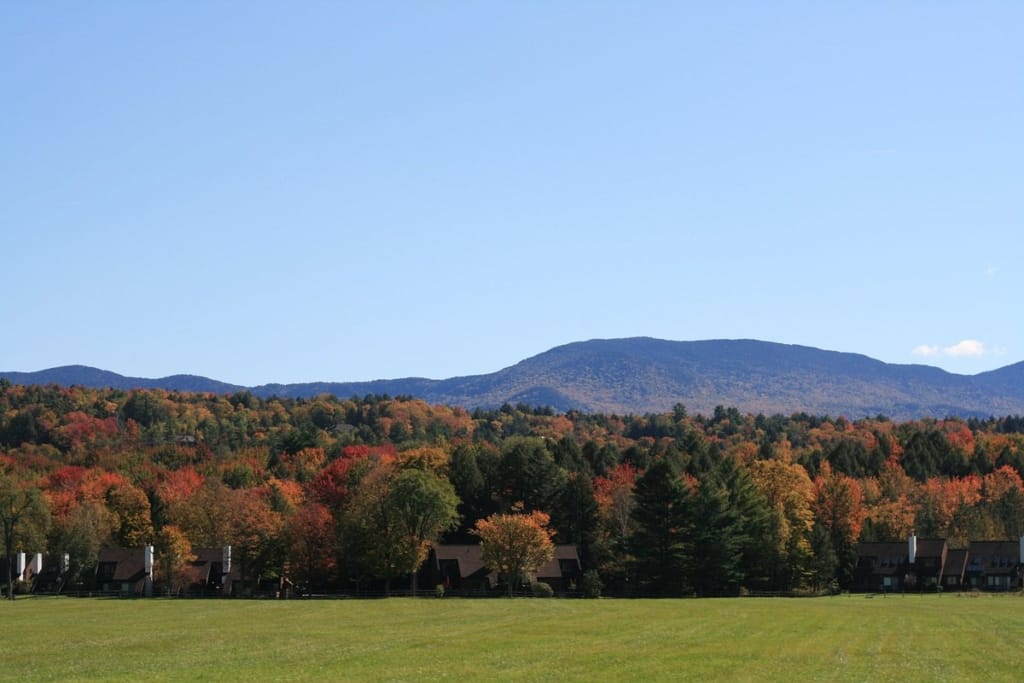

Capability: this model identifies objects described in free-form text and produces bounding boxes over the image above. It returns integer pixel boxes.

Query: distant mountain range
[4,338,1023,420]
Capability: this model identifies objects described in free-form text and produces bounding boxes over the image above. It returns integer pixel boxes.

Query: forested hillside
[3,379,1024,596]
[7,339,1024,420]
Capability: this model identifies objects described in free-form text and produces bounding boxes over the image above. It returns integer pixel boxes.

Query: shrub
[532,581,554,598]
[435,584,445,599]
[581,570,602,599]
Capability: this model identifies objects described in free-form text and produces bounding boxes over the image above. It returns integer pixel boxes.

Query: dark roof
[966,541,1021,574]
[97,547,147,583]
[181,547,239,587]
[431,544,580,580]
[943,549,968,578]
[536,545,580,579]
[431,545,490,579]
[915,538,947,558]
[856,542,908,576]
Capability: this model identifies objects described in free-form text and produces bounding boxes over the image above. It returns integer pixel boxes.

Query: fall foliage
[1,380,1024,595]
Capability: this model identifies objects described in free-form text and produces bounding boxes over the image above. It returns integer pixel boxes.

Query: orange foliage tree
[472,506,555,596]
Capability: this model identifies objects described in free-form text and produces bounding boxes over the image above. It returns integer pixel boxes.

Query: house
[2,552,42,584]
[96,545,153,596]
[854,535,947,592]
[421,545,496,594]
[941,549,968,591]
[854,541,908,592]
[180,546,237,596]
[965,540,1022,591]
[1,552,45,594]
[421,544,583,595]
[535,545,582,591]
[909,537,947,590]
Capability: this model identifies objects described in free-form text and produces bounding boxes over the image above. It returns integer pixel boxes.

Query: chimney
[908,533,917,565]
[15,552,25,581]
[33,553,42,578]
[62,552,70,574]
[144,544,154,597]
[222,545,232,577]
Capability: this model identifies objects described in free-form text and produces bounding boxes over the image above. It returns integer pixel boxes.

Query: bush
[435,584,445,599]
[532,581,554,598]
[581,570,601,599]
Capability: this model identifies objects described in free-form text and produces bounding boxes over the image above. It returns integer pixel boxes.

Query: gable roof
[943,549,968,579]
[97,547,147,583]
[430,544,581,580]
[914,538,946,558]
[431,545,490,578]
[535,545,581,579]
[966,541,1021,574]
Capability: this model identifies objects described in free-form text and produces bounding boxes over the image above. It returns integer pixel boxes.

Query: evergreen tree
[689,476,743,596]
[629,459,692,596]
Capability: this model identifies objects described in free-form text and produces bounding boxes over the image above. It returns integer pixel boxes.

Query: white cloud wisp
[912,339,990,359]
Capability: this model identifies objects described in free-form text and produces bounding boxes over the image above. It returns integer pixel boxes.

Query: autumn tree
[106,482,154,548]
[0,474,50,599]
[750,458,815,590]
[286,502,336,591]
[812,462,865,587]
[472,507,555,597]
[51,500,116,589]
[155,525,196,595]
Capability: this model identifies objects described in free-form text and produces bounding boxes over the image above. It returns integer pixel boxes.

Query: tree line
[2,379,1024,598]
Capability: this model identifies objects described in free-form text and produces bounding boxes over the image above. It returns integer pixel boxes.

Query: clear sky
[3,2,1021,386]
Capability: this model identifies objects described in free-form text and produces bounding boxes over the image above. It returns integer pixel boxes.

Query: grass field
[4,593,1023,681]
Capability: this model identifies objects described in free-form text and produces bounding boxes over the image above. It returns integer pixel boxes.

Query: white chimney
[15,553,25,581]
[908,533,917,565]
[222,545,232,576]
[33,553,42,576]
[62,552,70,573]
[144,544,155,597]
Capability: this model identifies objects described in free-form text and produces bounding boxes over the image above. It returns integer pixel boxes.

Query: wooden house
[854,535,947,592]
[181,546,238,595]
[421,545,496,594]
[534,545,582,591]
[421,544,583,595]
[941,549,968,591]
[854,541,908,592]
[965,540,1023,591]
[96,546,153,596]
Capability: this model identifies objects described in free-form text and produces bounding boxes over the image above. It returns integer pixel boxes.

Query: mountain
[0,365,245,395]
[4,339,1024,419]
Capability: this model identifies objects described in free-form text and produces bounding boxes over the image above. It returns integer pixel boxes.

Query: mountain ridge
[3,338,1023,420]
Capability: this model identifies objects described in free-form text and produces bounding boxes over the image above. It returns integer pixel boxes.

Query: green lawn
[4,594,1022,681]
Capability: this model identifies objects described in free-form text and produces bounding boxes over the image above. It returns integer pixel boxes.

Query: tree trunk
[4,525,14,600]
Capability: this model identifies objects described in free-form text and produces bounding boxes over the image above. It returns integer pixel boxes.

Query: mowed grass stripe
[4,595,1023,681]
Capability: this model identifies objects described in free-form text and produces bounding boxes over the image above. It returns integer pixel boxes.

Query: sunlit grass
[5,593,1023,681]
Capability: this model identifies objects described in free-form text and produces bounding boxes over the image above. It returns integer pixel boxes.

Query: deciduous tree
[0,474,50,599]
[473,506,555,597]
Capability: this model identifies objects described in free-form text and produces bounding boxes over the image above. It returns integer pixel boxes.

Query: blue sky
[3,2,1021,386]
